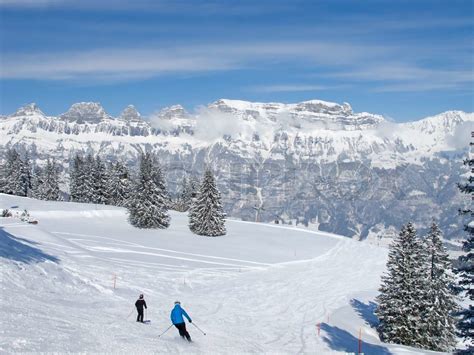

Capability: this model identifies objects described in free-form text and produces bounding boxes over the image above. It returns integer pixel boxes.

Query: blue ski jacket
[170,304,191,324]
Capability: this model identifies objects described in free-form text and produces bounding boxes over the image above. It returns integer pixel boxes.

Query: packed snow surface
[0,194,444,354]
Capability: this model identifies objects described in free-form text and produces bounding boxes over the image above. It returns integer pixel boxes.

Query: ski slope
[0,194,445,354]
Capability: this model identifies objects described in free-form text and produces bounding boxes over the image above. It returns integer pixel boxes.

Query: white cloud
[326,63,474,93]
[0,47,239,80]
[0,0,292,14]
[147,113,181,133]
[447,121,474,150]
[251,84,332,93]
[374,119,400,140]
[0,0,66,6]
[1,38,472,96]
[193,106,251,142]
[148,105,261,142]
[0,41,391,81]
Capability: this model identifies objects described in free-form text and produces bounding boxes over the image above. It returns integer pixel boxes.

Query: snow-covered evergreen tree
[188,169,226,237]
[20,151,33,197]
[151,154,169,203]
[127,152,170,229]
[188,175,200,198]
[455,151,474,354]
[376,222,428,348]
[30,165,44,199]
[69,153,99,203]
[106,161,131,206]
[0,149,32,196]
[92,155,108,204]
[70,154,85,202]
[35,159,61,201]
[82,153,96,202]
[0,149,20,194]
[175,176,194,212]
[0,157,6,193]
[420,222,457,351]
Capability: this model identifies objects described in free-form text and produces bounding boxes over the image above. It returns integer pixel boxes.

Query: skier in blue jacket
[170,301,192,341]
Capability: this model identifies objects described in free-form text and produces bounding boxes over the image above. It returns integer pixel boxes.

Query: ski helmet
[174,300,181,305]
[139,294,144,299]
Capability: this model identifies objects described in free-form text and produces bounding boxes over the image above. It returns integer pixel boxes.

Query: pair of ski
[157,323,206,339]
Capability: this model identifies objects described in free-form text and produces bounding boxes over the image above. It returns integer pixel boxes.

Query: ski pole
[158,324,174,338]
[126,308,135,319]
[191,322,207,335]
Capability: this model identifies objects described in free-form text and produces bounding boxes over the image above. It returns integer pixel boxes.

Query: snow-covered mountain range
[1,99,472,239]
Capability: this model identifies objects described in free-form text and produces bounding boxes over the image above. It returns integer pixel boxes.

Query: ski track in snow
[0,195,446,354]
[52,232,271,267]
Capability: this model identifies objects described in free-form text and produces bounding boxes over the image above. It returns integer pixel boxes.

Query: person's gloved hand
[189,319,192,323]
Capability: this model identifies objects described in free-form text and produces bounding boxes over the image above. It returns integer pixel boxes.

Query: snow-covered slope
[0,194,445,354]
[0,99,472,239]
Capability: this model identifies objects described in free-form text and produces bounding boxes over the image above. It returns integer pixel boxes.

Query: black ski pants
[174,322,191,341]
[136,309,144,322]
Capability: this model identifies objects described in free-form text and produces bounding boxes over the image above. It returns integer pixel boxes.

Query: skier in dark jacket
[170,301,192,341]
[135,294,147,323]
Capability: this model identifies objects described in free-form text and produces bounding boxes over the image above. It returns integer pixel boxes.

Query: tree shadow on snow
[0,227,59,264]
[350,299,379,328]
[321,323,391,355]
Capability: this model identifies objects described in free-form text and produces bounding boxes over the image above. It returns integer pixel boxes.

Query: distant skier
[135,294,147,323]
[170,301,192,341]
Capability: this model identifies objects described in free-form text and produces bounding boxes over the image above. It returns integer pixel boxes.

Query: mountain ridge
[1,98,472,240]
[4,99,472,129]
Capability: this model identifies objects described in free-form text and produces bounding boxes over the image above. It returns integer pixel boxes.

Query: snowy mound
[0,194,437,354]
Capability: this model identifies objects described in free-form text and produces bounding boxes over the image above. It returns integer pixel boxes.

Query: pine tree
[0,149,31,196]
[188,169,226,236]
[92,155,108,204]
[0,156,6,193]
[69,153,94,203]
[106,161,131,206]
[175,176,193,211]
[376,222,428,348]
[82,153,96,202]
[30,165,44,199]
[454,149,474,353]
[188,175,200,198]
[0,149,19,194]
[151,155,169,204]
[35,159,61,201]
[70,154,85,202]
[20,151,33,197]
[127,153,170,229]
[421,222,457,351]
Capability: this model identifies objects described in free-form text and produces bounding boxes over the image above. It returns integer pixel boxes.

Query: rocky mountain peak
[119,105,141,121]
[157,104,188,120]
[12,103,44,117]
[295,100,353,115]
[208,98,383,129]
[60,102,110,123]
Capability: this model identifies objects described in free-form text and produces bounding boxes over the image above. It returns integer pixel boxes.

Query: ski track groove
[51,232,271,272]
[52,232,271,266]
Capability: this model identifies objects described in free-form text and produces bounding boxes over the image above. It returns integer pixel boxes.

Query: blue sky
[0,0,472,121]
